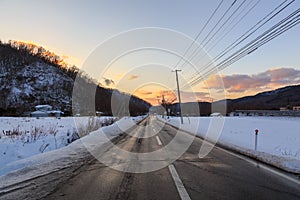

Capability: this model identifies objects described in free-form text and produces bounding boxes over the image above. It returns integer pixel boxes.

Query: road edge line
[156,136,162,146]
[157,117,300,185]
[168,164,191,200]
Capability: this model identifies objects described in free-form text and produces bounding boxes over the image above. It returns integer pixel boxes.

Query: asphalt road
[44,116,300,200]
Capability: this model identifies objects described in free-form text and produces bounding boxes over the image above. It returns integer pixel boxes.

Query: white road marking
[156,136,162,146]
[158,118,300,187]
[168,164,191,200]
[215,146,300,185]
[164,118,300,186]
[199,138,300,185]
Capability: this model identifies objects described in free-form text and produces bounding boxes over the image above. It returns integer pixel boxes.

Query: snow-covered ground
[0,116,145,194]
[160,116,300,173]
[0,116,117,168]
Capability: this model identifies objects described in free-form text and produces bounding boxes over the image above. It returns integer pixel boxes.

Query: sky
[1,0,299,105]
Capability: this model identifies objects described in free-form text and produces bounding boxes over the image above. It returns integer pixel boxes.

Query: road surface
[43,116,300,200]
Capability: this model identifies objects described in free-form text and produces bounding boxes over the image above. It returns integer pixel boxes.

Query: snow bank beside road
[160,116,300,173]
[0,116,145,189]
[0,116,116,167]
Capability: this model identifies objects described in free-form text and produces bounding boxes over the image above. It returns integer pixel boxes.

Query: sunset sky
[1,0,299,105]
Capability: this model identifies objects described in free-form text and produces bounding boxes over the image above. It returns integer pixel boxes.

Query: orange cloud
[128,74,139,80]
[133,89,177,105]
[181,91,210,102]
[134,88,211,105]
[111,67,300,105]
[62,55,70,59]
[204,67,300,98]
[135,89,153,96]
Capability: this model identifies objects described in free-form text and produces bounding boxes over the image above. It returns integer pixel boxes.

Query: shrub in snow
[0,116,118,167]
[67,129,80,144]
[77,117,101,137]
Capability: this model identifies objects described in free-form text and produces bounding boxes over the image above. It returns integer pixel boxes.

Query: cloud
[134,88,211,105]
[205,67,300,94]
[268,68,300,86]
[102,77,115,87]
[135,90,153,95]
[62,55,70,59]
[128,75,139,80]
[181,91,211,102]
[157,90,210,103]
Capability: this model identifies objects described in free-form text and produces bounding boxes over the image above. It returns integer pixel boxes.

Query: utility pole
[156,96,160,116]
[123,102,126,117]
[173,69,183,124]
[162,95,166,118]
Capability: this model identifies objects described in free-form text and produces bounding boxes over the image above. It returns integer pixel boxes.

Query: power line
[199,0,261,61]
[178,0,239,73]
[182,0,260,78]
[167,0,238,93]
[186,7,300,88]
[201,0,247,49]
[165,0,224,89]
[172,0,224,71]
[189,14,300,87]
[198,0,238,48]
[185,0,295,85]
[206,0,293,69]
[165,0,298,105]
[215,10,300,70]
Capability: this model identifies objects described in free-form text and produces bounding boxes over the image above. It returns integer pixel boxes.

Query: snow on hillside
[0,61,73,111]
[0,116,116,168]
[161,116,300,173]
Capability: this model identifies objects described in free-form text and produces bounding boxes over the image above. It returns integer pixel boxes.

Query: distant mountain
[0,41,150,116]
[224,85,300,113]
[165,85,300,116]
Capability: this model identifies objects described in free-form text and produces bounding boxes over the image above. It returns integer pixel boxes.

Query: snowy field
[0,116,145,190]
[0,116,117,167]
[161,116,300,173]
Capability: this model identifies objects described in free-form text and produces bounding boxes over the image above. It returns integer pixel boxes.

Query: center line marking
[168,164,191,200]
[156,136,162,146]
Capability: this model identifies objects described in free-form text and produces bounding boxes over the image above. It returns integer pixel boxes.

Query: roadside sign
[254,129,259,150]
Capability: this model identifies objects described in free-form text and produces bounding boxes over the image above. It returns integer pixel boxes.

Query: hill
[224,84,300,113]
[0,40,150,116]
[163,85,300,116]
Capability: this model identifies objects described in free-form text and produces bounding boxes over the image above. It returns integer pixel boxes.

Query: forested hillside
[0,40,150,116]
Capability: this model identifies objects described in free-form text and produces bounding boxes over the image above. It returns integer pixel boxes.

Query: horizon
[1,38,300,106]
